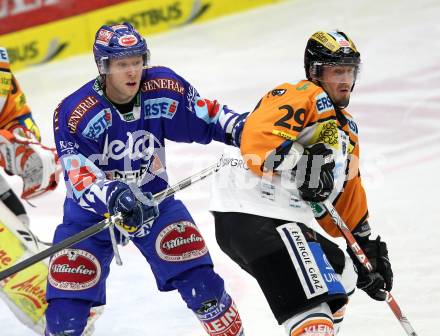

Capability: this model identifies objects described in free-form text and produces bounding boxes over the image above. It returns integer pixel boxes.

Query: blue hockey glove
[107,183,159,238]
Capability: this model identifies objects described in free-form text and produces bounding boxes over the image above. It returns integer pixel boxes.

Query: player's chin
[335,94,350,108]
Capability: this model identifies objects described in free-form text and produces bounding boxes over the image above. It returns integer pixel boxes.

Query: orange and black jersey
[240,80,368,237]
[0,47,40,140]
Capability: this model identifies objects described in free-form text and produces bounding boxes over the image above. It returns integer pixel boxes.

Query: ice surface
[1,0,439,334]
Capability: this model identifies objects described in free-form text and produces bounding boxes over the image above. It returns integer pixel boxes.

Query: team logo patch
[347,118,358,135]
[141,78,185,95]
[58,140,79,155]
[296,319,334,336]
[196,299,219,315]
[48,249,101,291]
[277,223,328,299]
[316,120,339,147]
[62,153,104,198]
[202,303,243,336]
[118,35,138,47]
[186,85,198,111]
[194,98,221,124]
[296,82,310,91]
[271,89,286,96]
[144,97,178,120]
[315,92,334,114]
[197,293,232,321]
[96,29,114,46]
[328,31,351,48]
[68,96,99,133]
[111,24,128,31]
[338,39,350,47]
[82,108,112,141]
[310,202,326,218]
[199,295,243,336]
[272,129,296,141]
[155,221,207,262]
[123,112,135,121]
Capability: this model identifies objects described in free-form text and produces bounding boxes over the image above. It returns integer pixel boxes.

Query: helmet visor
[98,52,149,75]
[310,62,361,84]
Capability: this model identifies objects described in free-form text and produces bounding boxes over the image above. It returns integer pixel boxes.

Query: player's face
[105,56,144,103]
[319,65,357,108]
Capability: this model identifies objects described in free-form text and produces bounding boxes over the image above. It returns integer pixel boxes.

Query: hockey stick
[316,200,418,336]
[0,163,219,281]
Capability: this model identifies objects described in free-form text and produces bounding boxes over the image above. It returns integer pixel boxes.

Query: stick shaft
[0,164,218,281]
[154,164,218,200]
[320,200,418,336]
[0,214,121,281]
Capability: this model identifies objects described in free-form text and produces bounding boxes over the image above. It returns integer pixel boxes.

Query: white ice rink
[1,0,439,334]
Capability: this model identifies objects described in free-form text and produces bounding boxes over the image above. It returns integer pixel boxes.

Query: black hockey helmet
[304,31,361,81]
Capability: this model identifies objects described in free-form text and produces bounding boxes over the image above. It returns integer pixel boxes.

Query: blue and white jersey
[54,66,241,224]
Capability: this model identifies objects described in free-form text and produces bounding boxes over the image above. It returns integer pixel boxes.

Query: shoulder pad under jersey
[140,66,187,96]
[59,81,103,134]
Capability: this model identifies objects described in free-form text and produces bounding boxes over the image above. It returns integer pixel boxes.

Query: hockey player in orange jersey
[0,47,69,334]
[0,46,58,220]
[210,31,393,335]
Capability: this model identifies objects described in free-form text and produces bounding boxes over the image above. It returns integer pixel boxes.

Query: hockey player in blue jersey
[45,22,245,335]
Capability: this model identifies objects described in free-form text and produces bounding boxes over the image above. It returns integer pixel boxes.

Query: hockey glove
[349,236,393,301]
[0,127,59,199]
[294,143,335,202]
[107,183,159,238]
